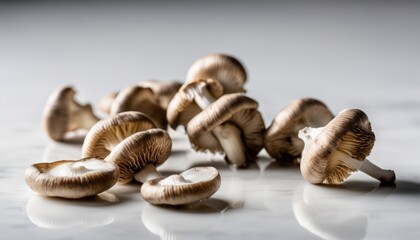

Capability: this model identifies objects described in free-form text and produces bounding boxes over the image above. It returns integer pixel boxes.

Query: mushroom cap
[138,80,182,110]
[186,93,265,159]
[24,157,119,199]
[82,111,156,159]
[186,53,247,93]
[42,86,99,143]
[264,98,334,163]
[98,92,118,114]
[166,79,224,129]
[109,85,167,129]
[105,129,172,184]
[300,109,375,184]
[141,166,221,205]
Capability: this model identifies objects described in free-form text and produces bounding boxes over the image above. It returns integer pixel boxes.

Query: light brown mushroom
[298,109,396,185]
[264,98,334,164]
[24,157,119,199]
[166,79,224,129]
[81,111,156,159]
[105,128,172,184]
[186,53,247,93]
[109,85,167,129]
[141,166,221,205]
[97,92,118,114]
[138,80,182,110]
[42,86,100,143]
[186,93,265,168]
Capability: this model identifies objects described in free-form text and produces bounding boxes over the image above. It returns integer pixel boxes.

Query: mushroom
[81,111,156,159]
[42,86,100,143]
[186,93,265,168]
[186,53,247,93]
[298,109,396,185]
[264,98,334,164]
[109,85,167,129]
[24,157,119,199]
[141,166,221,205]
[105,128,172,184]
[138,80,182,110]
[166,79,224,129]
[97,92,118,114]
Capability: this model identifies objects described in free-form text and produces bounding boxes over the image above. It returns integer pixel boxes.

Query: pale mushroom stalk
[134,163,164,183]
[188,85,247,167]
[299,127,395,184]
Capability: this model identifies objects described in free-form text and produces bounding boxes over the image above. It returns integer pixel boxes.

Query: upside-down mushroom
[298,109,395,185]
[81,111,156,159]
[186,53,247,93]
[24,157,119,199]
[264,98,334,164]
[42,86,100,143]
[186,93,265,168]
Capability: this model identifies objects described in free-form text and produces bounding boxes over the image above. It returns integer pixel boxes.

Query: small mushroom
[186,53,247,93]
[138,80,182,110]
[81,111,156,159]
[264,98,334,164]
[42,86,100,143]
[298,109,396,185]
[105,128,172,184]
[166,79,224,129]
[186,93,265,168]
[109,85,167,129]
[97,92,118,114]
[24,157,119,199]
[141,166,221,205]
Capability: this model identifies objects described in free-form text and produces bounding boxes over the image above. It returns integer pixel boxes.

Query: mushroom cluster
[26,53,396,213]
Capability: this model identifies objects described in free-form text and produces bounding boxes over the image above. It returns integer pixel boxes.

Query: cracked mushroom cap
[24,157,119,199]
[42,86,100,143]
[138,80,182,110]
[186,53,247,93]
[105,129,172,184]
[82,111,156,159]
[264,98,334,163]
[299,109,375,184]
[109,85,167,129]
[141,166,221,205]
[186,93,265,161]
[166,79,224,129]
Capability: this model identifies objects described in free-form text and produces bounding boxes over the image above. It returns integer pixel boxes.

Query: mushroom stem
[190,84,217,109]
[134,164,164,183]
[345,157,396,185]
[212,123,247,168]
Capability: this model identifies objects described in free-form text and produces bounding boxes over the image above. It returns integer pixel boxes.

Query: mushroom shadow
[390,180,420,196]
[152,198,234,214]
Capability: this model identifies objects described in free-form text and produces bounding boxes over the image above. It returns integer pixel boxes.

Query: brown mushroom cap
[42,86,100,143]
[24,157,119,199]
[82,111,156,159]
[300,109,376,184]
[166,79,224,129]
[109,85,167,129]
[186,54,247,93]
[105,129,172,184]
[138,80,182,110]
[264,98,334,163]
[186,93,265,161]
[141,166,221,205]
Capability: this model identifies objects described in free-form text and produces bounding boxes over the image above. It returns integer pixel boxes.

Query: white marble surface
[1,1,420,239]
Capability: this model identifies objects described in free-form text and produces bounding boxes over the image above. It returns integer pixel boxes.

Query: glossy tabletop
[1,1,420,239]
